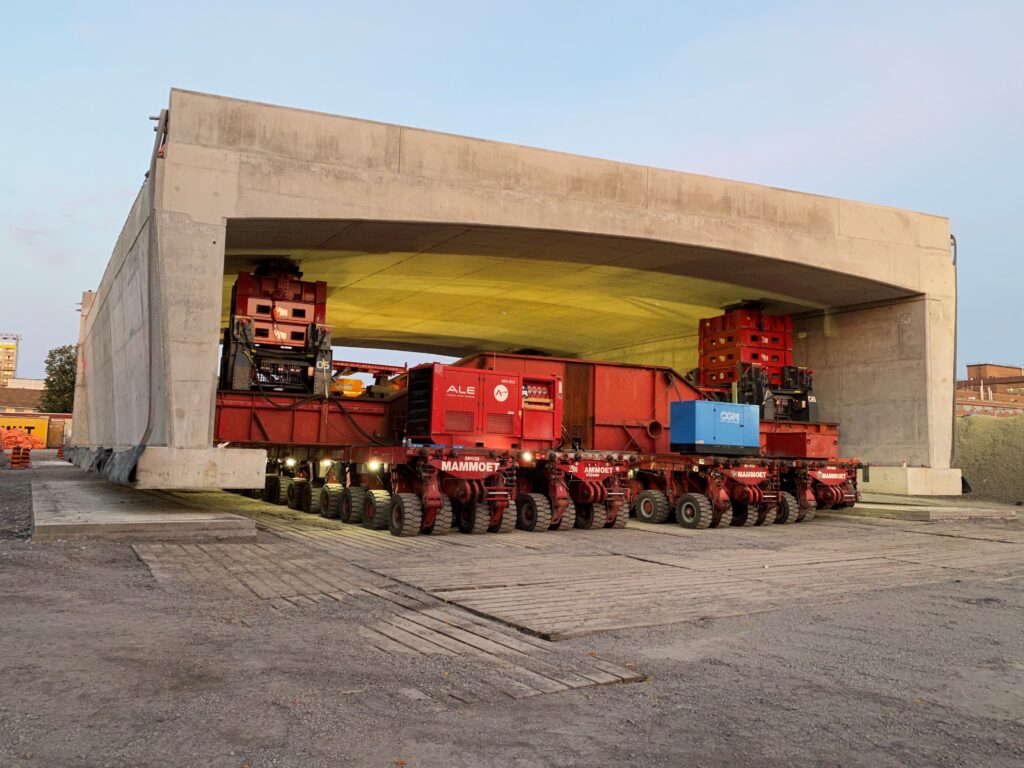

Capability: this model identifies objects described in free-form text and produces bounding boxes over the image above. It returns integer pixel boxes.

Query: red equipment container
[457,352,701,454]
[760,421,841,460]
[214,391,389,458]
[404,363,561,451]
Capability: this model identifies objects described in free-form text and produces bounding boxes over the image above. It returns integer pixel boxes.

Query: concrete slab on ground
[830,492,1018,521]
[31,473,256,541]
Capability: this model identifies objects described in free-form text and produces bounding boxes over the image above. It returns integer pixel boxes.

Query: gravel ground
[0,470,33,539]
[1,464,1022,767]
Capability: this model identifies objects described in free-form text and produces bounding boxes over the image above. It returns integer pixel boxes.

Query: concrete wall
[793,298,953,467]
[75,88,958,489]
[71,126,264,489]
[73,185,156,451]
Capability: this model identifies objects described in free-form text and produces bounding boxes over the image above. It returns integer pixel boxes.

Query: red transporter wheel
[362,490,392,530]
[776,491,800,524]
[609,501,628,528]
[262,474,280,504]
[389,493,423,537]
[492,503,516,533]
[554,499,577,530]
[319,484,343,518]
[339,487,368,524]
[800,500,818,521]
[732,501,758,526]
[428,497,454,535]
[460,501,492,534]
[676,494,714,529]
[516,493,552,532]
[287,478,308,511]
[635,490,671,524]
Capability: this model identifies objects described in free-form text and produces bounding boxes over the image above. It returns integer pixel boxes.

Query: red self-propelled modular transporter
[698,306,860,516]
[459,344,860,530]
[458,352,782,528]
[457,353,671,530]
[331,363,566,537]
[217,360,566,536]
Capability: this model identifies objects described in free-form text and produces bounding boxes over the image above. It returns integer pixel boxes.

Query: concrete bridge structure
[71,89,960,495]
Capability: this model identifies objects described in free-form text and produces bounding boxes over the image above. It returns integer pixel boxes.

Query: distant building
[0,332,19,387]
[0,387,43,414]
[8,378,44,390]
[956,363,1024,417]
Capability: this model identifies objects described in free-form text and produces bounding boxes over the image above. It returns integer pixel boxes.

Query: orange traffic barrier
[9,446,31,469]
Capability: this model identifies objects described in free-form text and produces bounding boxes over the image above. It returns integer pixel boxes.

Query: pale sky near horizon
[1,1,1021,378]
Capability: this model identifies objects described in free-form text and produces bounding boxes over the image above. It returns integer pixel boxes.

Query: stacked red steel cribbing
[698,309,793,390]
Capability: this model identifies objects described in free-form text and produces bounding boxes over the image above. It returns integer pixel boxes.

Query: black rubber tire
[460,501,491,534]
[275,476,293,505]
[574,502,602,530]
[801,499,818,521]
[760,504,778,525]
[389,493,423,537]
[362,489,392,530]
[714,504,734,528]
[286,478,307,510]
[611,502,628,528]
[556,499,577,530]
[591,502,608,529]
[429,496,454,535]
[300,481,314,513]
[676,493,714,529]
[494,502,516,533]
[734,501,757,526]
[340,486,368,524]
[777,491,799,524]
[635,490,671,524]
[320,484,344,518]
[263,474,280,504]
[516,493,552,532]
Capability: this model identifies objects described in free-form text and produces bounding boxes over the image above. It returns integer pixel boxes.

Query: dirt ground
[2,463,1023,768]
[957,415,1024,505]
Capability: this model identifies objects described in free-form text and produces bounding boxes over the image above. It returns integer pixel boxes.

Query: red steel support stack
[698,308,793,390]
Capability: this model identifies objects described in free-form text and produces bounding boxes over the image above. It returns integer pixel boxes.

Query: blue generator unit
[669,400,761,455]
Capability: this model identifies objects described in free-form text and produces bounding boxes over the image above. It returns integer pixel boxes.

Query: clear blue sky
[1,1,1020,378]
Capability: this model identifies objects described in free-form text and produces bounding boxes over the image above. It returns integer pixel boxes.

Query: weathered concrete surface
[31,470,255,541]
[955,415,1024,504]
[829,492,1016,521]
[860,465,964,496]
[133,447,267,490]
[74,89,957,489]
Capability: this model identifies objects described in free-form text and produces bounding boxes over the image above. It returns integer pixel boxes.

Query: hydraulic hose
[328,395,394,446]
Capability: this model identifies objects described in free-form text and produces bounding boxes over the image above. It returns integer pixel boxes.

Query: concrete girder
[72,89,958,493]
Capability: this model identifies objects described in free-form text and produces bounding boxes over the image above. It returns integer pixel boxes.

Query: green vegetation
[39,344,77,414]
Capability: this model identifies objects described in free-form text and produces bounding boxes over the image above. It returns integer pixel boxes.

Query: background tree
[39,344,77,413]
